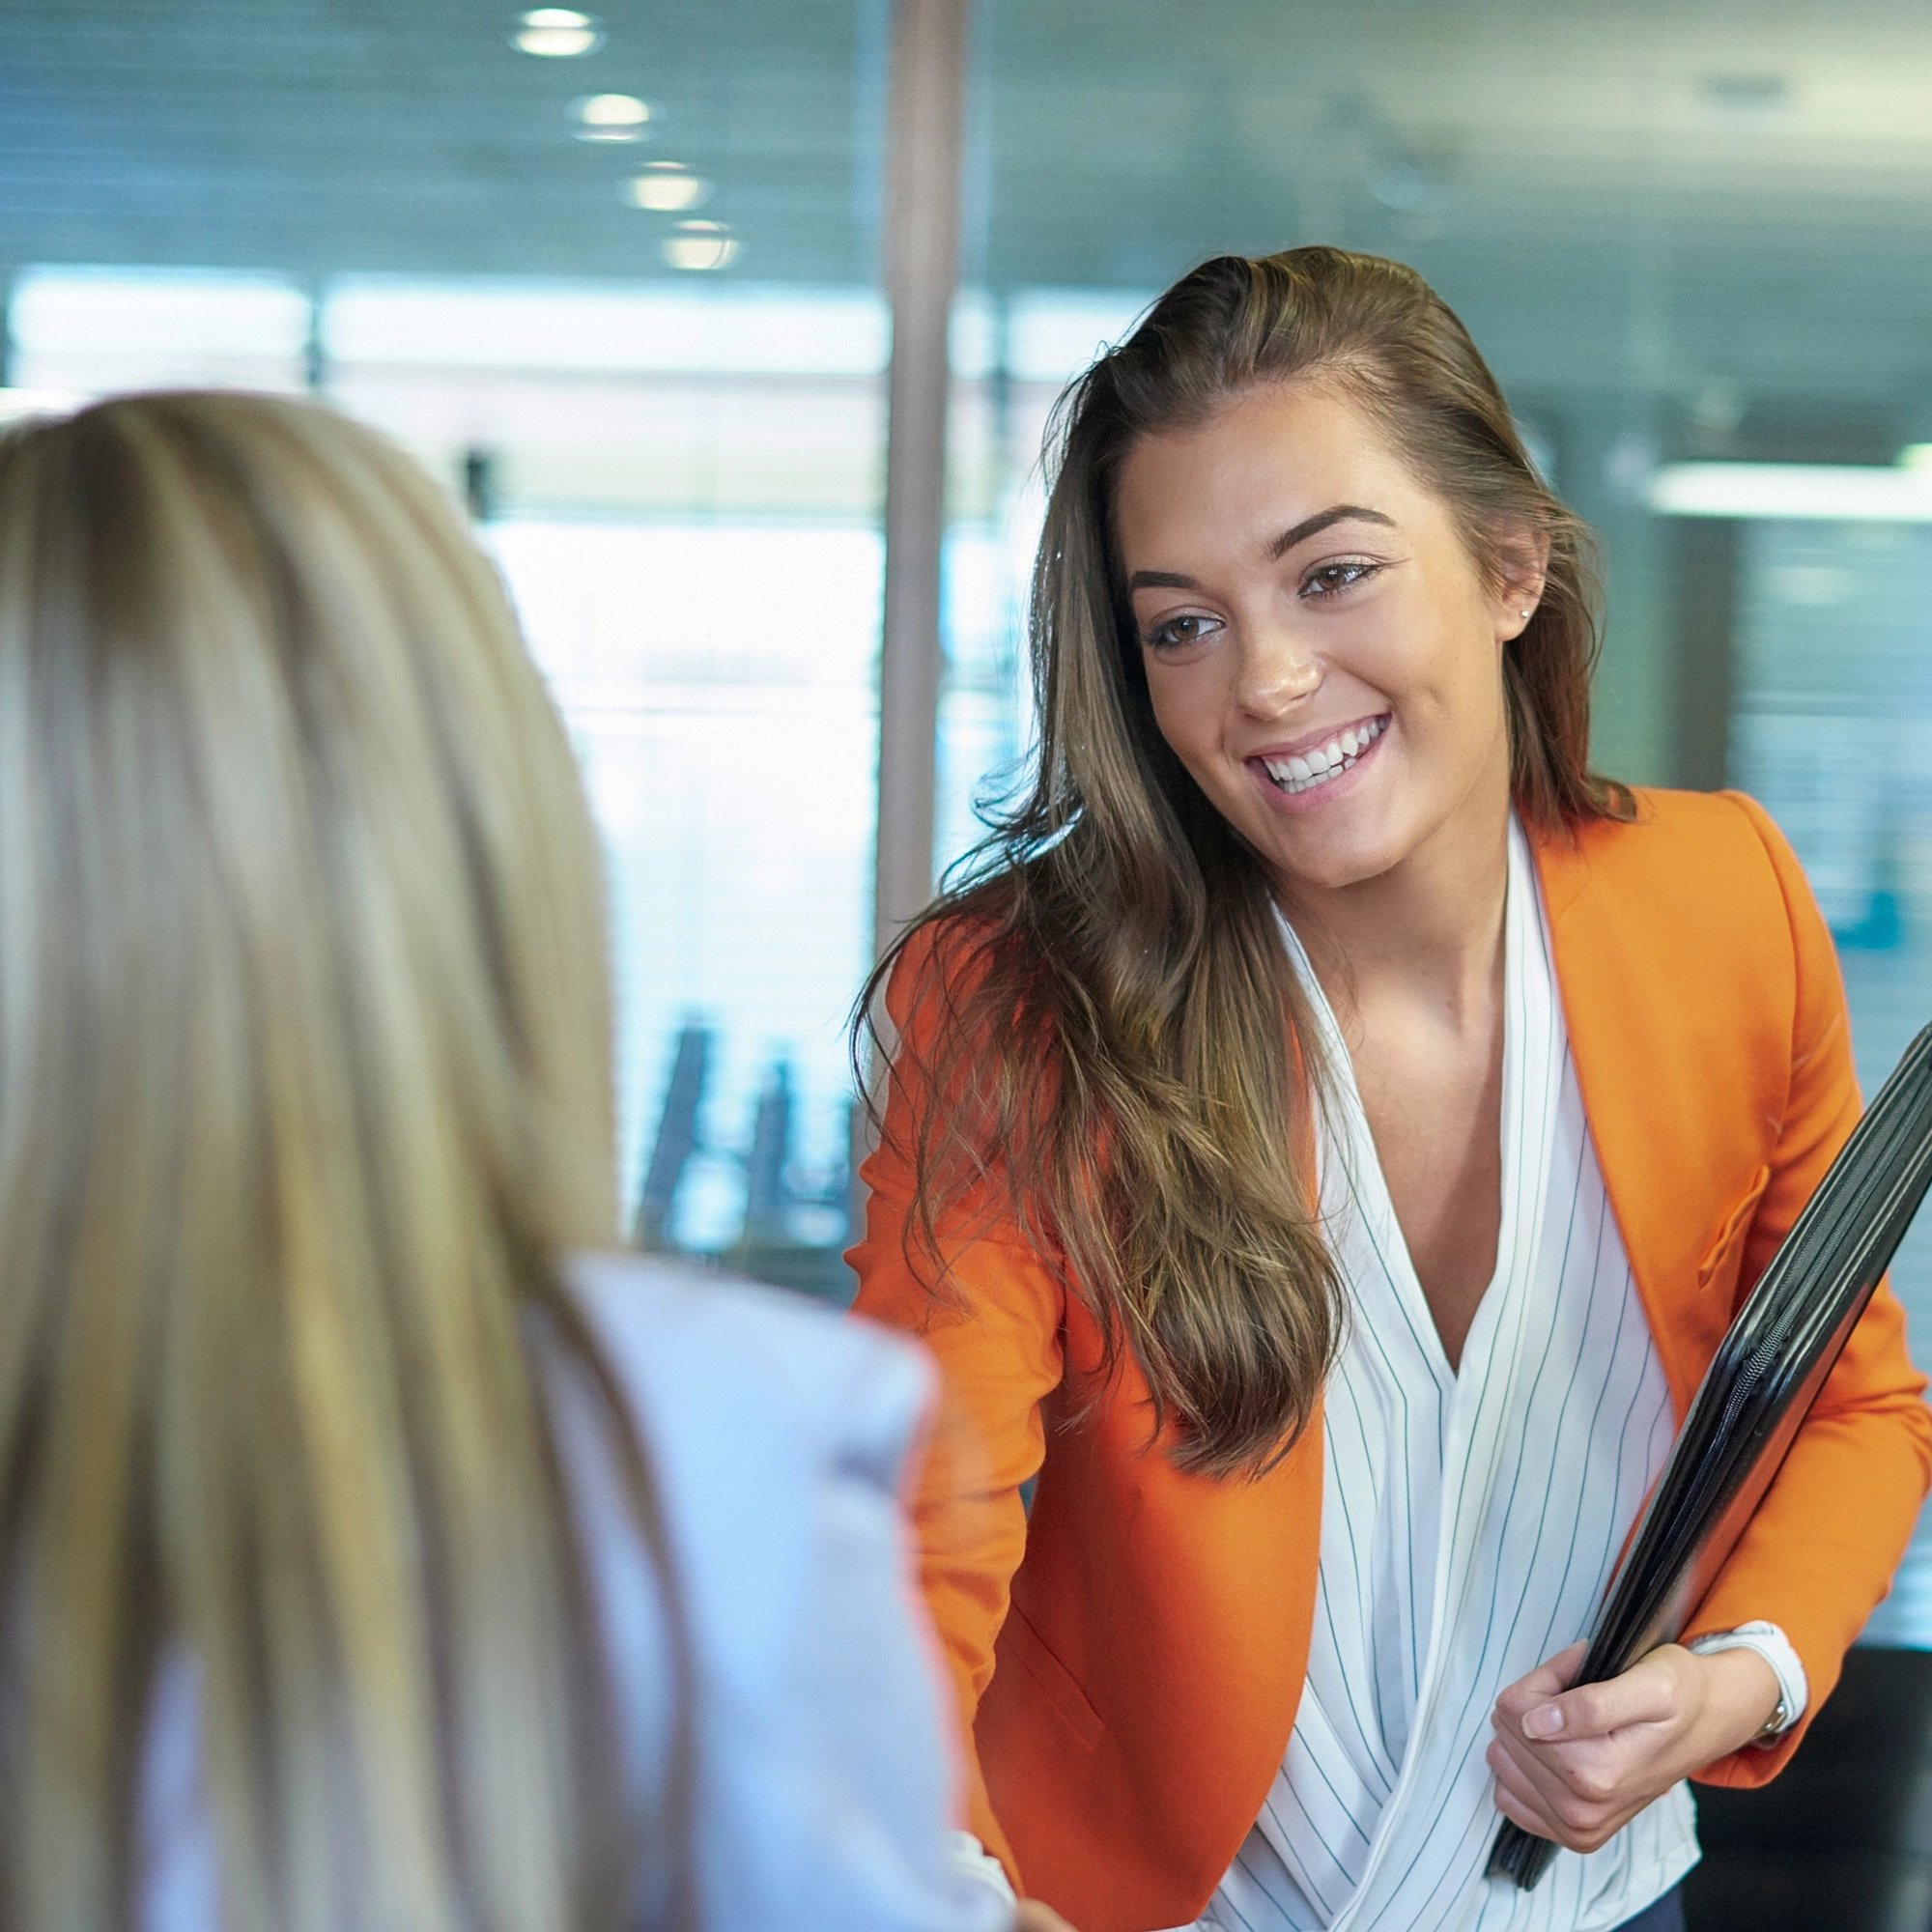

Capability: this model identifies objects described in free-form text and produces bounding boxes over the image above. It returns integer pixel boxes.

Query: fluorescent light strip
[10,267,311,358]
[1648,462,1932,523]
[321,278,887,376]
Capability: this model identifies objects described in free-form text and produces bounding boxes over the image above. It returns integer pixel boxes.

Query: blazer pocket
[1697,1164,1772,1305]
[996,1603,1105,1752]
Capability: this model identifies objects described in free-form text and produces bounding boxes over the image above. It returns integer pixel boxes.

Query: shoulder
[1535,784,1819,958]
[1532,788,1842,1135]
[882,906,1011,1037]
[1548,782,1784,883]
[564,1252,934,1506]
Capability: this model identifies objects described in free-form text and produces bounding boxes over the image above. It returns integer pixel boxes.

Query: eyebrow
[1125,503,1397,592]
[1267,503,1396,559]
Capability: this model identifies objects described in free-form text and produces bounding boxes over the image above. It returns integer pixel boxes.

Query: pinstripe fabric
[1184,820,1696,1932]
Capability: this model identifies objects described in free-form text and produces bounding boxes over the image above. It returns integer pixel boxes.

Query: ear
[1493,526,1551,642]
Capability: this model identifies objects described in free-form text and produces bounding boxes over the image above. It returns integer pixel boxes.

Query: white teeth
[1261,716,1387,796]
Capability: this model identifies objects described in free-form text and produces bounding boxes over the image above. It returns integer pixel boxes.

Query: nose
[1233,624,1321,721]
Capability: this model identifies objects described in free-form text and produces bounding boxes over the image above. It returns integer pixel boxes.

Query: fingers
[1487,1743,1558,1838]
[1491,1641,1585,1742]
[1501,1644,1682,1745]
[1493,1639,1587,1722]
[1485,1737,1634,1855]
[1486,1645,1714,1855]
[1520,1671,1675,1743]
[1487,1722,1621,1820]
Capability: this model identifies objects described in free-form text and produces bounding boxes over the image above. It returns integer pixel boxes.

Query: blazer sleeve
[846,927,1067,1888]
[1687,792,1932,1786]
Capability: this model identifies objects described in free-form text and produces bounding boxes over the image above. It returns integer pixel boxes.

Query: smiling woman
[1122,393,1538,885]
[865,247,1631,1479]
[847,248,1932,1932]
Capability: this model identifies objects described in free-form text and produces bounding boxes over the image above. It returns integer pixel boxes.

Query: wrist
[1690,1642,1783,1757]
[1685,1621,1807,1744]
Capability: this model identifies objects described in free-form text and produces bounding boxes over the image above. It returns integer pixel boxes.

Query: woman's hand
[1487,1638,1782,1853]
[1013,1903,1079,1932]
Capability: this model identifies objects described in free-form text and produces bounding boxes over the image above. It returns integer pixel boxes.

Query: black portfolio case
[1490,1022,1932,1890]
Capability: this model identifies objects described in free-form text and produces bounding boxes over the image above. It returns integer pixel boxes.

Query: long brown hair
[0,393,677,1929]
[865,247,1632,1480]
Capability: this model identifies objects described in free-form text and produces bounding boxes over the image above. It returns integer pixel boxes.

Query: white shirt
[1188,819,1698,1932]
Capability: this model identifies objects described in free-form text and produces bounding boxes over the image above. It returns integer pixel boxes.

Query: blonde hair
[0,392,669,1928]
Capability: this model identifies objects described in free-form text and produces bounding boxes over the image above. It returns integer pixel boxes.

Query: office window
[1730,516,1932,1638]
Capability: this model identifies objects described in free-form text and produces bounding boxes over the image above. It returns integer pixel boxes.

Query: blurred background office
[6,2,1932,1917]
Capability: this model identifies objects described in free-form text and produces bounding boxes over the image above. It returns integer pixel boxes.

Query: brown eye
[1146,612,1221,652]
[1301,559,1379,600]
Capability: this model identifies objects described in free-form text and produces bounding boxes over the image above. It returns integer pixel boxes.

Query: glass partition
[324,275,892,1294]
[1723,511,1932,1639]
[9,0,1932,1626]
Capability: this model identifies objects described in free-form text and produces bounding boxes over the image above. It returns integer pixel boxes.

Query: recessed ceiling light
[663,221,738,271]
[513,8,604,56]
[572,93,651,141]
[626,163,712,213]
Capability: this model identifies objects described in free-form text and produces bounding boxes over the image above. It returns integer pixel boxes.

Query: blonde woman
[0,392,1048,1932]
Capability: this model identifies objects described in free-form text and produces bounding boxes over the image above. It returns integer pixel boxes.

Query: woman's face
[1114,381,1540,896]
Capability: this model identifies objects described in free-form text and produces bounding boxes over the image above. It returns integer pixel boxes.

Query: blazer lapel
[1531,809,1788,1414]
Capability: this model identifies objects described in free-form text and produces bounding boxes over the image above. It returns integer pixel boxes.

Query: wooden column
[872,0,971,960]
[1672,516,1740,791]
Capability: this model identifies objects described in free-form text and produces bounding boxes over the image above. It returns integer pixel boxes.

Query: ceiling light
[1648,462,1932,522]
[572,93,651,141]
[663,221,739,271]
[513,9,604,56]
[626,163,712,213]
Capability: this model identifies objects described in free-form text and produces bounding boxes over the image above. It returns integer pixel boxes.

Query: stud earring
[1520,608,1531,617]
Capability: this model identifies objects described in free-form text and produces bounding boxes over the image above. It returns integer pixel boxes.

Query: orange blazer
[848,787,1932,1932]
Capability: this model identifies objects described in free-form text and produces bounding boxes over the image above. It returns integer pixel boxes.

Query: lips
[1257,714,1388,796]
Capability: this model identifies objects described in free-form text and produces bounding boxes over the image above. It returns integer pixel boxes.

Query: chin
[1275,840,1404,895]
[1264,805,1418,895]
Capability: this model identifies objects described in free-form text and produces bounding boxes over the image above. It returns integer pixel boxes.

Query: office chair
[1686,1646,1932,1932]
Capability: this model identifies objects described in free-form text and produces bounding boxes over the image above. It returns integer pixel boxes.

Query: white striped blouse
[1182,818,1698,1932]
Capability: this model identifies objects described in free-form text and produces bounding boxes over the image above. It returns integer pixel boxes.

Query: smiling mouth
[1259,715,1389,796]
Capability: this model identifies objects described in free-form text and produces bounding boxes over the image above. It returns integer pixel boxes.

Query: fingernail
[1523,1704,1565,1739]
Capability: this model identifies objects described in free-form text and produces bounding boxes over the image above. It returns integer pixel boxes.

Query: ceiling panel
[6,0,1932,426]
[0,0,877,279]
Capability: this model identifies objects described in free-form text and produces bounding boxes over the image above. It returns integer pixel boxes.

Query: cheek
[1142,657,1223,760]
[1376,606,1505,732]
[1438,625,1512,742]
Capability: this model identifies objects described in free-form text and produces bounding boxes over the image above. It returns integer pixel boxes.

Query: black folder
[1489,1021,1932,1890]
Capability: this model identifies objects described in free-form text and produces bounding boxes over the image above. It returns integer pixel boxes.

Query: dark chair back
[1687,1645,1932,1932]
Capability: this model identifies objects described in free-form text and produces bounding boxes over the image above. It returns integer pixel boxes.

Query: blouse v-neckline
[1286,819,1551,1390]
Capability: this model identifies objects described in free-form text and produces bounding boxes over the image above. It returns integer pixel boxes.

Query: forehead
[1114,381,1430,563]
